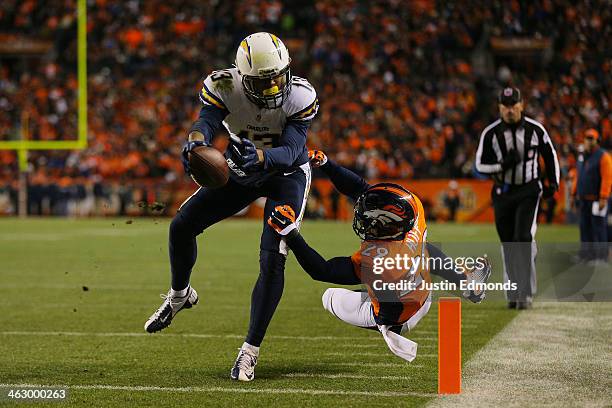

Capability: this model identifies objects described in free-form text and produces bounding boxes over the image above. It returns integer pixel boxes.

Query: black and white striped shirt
[475,116,560,186]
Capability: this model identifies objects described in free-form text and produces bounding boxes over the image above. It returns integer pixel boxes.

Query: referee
[475,87,560,309]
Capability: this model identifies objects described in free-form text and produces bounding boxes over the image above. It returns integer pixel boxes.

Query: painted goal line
[0,383,437,399]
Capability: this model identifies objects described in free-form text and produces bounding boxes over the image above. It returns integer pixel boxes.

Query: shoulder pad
[286,76,318,121]
[199,68,239,110]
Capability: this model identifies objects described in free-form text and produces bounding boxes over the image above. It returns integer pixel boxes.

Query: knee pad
[259,250,286,282]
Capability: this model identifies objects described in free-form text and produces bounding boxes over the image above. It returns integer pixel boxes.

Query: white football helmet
[235,32,292,109]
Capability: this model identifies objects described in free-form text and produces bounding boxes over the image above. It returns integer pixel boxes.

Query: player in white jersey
[199,66,318,185]
[144,32,318,382]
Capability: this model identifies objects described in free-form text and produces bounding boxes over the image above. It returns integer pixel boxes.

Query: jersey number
[210,70,232,82]
[238,130,281,149]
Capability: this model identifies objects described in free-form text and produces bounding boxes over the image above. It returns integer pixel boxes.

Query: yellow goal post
[0,0,87,165]
[0,0,87,216]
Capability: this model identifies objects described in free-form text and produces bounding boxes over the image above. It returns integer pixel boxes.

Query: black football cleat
[144,287,198,333]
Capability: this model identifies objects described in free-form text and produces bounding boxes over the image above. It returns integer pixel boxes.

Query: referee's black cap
[498,87,522,106]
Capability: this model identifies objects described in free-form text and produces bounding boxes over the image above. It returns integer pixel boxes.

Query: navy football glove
[231,138,261,171]
[267,205,297,236]
[181,140,208,174]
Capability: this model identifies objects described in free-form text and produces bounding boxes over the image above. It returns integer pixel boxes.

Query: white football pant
[321,288,431,334]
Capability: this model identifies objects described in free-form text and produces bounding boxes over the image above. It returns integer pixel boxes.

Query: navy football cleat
[144,287,198,333]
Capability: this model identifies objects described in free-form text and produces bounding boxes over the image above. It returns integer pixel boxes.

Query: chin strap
[378,325,418,362]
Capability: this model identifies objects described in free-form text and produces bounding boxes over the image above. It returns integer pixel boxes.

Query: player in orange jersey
[267,151,491,361]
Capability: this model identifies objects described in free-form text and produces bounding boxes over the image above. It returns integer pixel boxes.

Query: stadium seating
[0,0,609,216]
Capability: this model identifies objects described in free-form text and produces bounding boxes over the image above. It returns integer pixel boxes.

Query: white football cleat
[144,287,198,333]
[463,257,492,303]
[230,347,258,382]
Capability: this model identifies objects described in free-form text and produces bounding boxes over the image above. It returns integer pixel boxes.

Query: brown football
[189,146,229,188]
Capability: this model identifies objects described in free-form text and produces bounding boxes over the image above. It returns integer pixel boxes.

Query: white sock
[242,342,260,356]
[171,286,189,298]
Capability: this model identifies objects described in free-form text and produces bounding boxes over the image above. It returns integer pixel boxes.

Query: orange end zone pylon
[438,297,461,394]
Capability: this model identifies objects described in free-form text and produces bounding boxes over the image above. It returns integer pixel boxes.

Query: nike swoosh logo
[283,171,296,176]
[159,311,171,323]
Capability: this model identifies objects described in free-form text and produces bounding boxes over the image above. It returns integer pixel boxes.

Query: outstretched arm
[310,150,370,200]
[267,204,360,285]
[287,232,361,285]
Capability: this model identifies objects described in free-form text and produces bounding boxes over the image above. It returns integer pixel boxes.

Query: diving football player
[267,152,491,359]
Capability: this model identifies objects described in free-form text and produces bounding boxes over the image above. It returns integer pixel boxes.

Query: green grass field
[0,219,580,407]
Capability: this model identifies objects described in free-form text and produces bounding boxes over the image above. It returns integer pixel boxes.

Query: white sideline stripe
[0,331,436,342]
[283,373,412,380]
[0,383,436,398]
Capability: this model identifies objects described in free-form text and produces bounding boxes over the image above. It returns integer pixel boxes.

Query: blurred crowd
[0,0,610,215]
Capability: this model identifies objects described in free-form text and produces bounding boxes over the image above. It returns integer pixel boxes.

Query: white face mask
[242,68,291,109]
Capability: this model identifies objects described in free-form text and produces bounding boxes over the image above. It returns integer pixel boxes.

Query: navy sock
[169,212,197,290]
